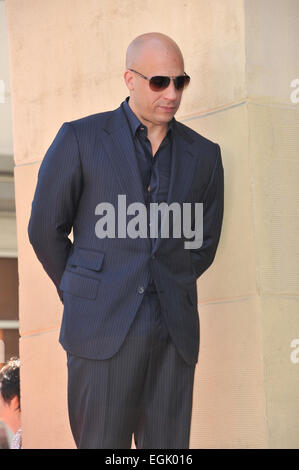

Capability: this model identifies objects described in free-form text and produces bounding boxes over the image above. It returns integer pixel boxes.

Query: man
[28,32,224,449]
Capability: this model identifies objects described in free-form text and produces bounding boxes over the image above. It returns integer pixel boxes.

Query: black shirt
[122,97,174,289]
[122,96,173,210]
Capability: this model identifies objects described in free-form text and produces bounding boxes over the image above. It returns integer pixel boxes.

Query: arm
[190,143,224,279]
[28,122,83,302]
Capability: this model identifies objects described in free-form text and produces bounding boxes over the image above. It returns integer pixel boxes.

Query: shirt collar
[122,96,174,138]
[123,97,141,136]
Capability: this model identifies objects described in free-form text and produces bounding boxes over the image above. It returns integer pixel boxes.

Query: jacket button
[151,254,156,259]
[138,286,145,294]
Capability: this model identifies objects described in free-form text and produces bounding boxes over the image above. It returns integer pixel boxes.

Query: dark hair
[0,357,20,411]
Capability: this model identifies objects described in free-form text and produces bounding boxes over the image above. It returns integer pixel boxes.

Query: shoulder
[70,109,116,126]
[174,120,221,173]
[175,119,219,151]
[66,108,117,134]
[174,120,223,177]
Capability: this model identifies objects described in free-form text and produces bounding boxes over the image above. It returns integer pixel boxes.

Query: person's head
[124,32,189,128]
[0,358,21,433]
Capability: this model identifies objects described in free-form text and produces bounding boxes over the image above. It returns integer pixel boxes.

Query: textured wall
[245,0,299,449]
[0,1,13,157]
[5,0,299,448]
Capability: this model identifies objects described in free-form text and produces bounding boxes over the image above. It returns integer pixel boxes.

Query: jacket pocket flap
[68,248,105,271]
[59,271,99,300]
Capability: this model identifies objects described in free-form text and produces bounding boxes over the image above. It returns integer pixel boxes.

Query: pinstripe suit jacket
[28,101,224,366]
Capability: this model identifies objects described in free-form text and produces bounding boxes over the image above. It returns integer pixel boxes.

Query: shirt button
[138,286,145,294]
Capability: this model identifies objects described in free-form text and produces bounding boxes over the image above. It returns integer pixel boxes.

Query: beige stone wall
[245,0,299,449]
[5,0,299,448]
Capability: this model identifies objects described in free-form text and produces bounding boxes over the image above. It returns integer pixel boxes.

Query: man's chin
[155,110,177,123]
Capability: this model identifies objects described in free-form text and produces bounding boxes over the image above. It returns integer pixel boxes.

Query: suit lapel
[100,105,197,253]
[101,107,146,207]
[153,122,197,251]
[100,106,151,252]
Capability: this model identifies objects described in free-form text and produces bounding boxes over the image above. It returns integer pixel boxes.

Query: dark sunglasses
[128,68,190,91]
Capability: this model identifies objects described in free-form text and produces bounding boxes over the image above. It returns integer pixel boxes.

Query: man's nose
[163,80,180,100]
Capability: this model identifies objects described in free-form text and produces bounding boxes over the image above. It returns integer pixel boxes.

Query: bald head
[125,32,184,70]
[123,33,187,129]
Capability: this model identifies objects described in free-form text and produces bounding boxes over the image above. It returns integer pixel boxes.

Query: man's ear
[124,70,135,91]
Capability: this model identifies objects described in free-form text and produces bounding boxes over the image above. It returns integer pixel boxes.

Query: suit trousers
[66,288,196,449]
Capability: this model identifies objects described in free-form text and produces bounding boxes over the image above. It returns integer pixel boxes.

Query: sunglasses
[128,68,190,91]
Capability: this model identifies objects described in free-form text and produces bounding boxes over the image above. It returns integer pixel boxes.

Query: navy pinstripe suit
[28,99,224,448]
